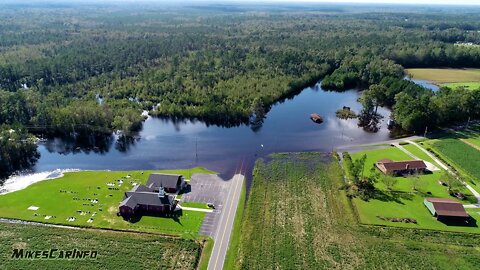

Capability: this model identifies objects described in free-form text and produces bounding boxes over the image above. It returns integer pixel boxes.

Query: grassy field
[0,222,203,269]
[425,138,480,187]
[442,82,480,90]
[231,152,480,269]
[407,68,480,83]
[0,168,215,237]
[349,146,478,233]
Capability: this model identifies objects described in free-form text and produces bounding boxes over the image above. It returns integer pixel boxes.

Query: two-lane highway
[208,173,244,270]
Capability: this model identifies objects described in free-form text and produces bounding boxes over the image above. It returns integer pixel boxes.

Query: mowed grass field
[232,153,480,269]
[442,82,480,90]
[0,222,203,270]
[424,138,480,189]
[0,168,214,236]
[349,146,479,233]
[407,68,480,84]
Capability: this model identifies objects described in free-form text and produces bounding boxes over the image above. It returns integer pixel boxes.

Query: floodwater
[33,82,395,182]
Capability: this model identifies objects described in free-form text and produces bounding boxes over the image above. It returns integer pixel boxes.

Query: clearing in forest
[407,68,480,86]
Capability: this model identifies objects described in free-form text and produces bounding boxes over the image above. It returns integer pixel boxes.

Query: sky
[275,0,480,5]
[224,0,480,5]
[7,0,480,6]
[115,0,480,6]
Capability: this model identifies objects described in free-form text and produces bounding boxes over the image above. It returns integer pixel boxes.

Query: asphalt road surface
[208,174,244,270]
[183,174,230,237]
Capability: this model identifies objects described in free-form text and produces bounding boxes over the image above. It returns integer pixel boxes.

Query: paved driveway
[182,174,230,237]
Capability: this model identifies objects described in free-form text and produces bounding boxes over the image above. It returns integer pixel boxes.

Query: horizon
[3,0,480,6]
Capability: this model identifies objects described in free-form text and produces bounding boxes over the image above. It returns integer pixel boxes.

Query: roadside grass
[0,222,202,269]
[401,143,440,167]
[223,175,246,270]
[442,82,480,90]
[461,128,480,148]
[0,168,215,237]
[198,237,214,270]
[233,153,480,269]
[407,68,480,83]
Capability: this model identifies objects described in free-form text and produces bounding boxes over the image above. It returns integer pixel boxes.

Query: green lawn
[353,194,479,233]
[181,202,211,210]
[0,222,203,269]
[0,168,215,237]
[349,147,478,233]
[402,143,440,167]
[407,68,480,83]
[442,82,480,90]
[351,146,411,176]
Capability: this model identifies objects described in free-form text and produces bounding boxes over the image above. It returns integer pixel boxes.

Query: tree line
[0,4,480,178]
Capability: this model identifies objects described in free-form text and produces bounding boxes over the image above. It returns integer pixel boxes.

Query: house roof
[130,184,153,193]
[377,160,427,171]
[426,198,469,217]
[147,174,182,189]
[120,192,175,209]
[120,184,176,209]
[119,196,137,209]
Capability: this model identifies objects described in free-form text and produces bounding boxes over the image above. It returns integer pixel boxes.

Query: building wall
[423,199,437,216]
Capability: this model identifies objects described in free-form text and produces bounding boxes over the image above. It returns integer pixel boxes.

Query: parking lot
[181,173,230,238]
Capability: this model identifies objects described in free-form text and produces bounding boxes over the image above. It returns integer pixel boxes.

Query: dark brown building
[376,159,427,176]
[424,198,469,220]
[119,185,177,218]
[146,173,186,193]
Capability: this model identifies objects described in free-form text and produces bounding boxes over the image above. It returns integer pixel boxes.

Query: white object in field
[28,206,39,211]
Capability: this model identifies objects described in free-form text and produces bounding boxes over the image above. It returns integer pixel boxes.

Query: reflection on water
[33,83,395,180]
[408,79,440,92]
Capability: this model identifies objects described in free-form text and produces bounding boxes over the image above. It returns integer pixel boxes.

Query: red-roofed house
[376,159,427,176]
[424,198,469,220]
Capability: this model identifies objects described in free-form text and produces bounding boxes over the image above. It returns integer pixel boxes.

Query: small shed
[424,198,469,220]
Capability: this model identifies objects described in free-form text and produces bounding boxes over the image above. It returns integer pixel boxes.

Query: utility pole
[195,137,198,162]
[424,126,428,138]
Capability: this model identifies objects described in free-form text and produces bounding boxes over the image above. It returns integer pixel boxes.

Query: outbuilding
[424,197,469,220]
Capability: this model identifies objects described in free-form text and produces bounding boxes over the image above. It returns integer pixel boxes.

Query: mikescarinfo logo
[11,249,98,259]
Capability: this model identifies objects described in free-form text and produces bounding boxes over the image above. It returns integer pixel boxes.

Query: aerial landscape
[0,0,480,269]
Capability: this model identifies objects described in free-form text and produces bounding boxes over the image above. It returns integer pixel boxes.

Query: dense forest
[1,2,480,179]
